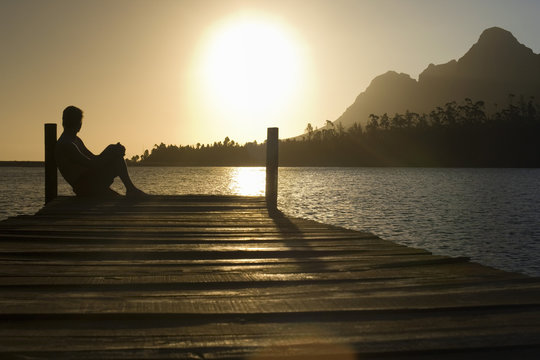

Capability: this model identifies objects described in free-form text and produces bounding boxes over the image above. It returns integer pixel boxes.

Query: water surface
[1,166,538,276]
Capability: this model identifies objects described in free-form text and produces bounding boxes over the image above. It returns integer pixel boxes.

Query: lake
[1,166,539,276]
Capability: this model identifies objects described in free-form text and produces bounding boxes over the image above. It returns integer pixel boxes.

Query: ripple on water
[278,167,540,277]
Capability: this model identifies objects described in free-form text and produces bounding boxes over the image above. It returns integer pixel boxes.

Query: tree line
[129,96,540,167]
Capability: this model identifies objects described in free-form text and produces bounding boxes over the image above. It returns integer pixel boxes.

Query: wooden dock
[1,195,539,359]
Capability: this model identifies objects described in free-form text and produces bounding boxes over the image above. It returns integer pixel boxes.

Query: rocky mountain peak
[476,27,520,48]
[334,27,540,129]
[460,26,534,64]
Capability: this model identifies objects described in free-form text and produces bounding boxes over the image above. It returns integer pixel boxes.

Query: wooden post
[45,123,57,204]
[265,127,278,210]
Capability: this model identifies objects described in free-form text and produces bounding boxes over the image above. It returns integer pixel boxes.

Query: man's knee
[102,144,125,161]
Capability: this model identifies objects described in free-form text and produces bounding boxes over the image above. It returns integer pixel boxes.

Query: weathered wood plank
[1,311,540,358]
[1,288,540,315]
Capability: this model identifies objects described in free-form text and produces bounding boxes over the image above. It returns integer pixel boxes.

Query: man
[55,105,146,197]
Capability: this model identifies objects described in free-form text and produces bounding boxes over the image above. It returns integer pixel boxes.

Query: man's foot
[126,188,148,198]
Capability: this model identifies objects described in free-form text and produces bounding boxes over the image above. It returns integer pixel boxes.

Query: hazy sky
[2,0,539,160]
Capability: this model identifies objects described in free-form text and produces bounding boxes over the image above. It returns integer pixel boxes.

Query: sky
[1,0,539,161]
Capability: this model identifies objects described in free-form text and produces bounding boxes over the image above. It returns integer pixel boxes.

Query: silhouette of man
[55,105,146,197]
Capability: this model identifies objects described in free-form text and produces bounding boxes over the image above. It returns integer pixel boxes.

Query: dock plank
[0,195,539,359]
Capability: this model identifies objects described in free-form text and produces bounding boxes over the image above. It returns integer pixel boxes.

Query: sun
[195,13,305,138]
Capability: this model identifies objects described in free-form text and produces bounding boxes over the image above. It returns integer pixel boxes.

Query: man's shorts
[72,161,118,196]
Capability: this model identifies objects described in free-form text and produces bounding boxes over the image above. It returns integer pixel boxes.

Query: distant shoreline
[0,161,43,167]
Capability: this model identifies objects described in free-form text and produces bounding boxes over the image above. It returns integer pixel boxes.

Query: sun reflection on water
[228,167,265,196]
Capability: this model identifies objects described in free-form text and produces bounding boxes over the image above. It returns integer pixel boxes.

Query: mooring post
[265,127,279,210]
[45,123,57,204]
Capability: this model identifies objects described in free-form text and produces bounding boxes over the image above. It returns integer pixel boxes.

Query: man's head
[62,106,83,132]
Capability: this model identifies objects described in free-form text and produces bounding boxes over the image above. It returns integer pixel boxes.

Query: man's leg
[100,145,146,197]
[114,156,145,196]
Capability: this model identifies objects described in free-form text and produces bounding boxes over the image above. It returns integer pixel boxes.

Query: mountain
[335,27,540,128]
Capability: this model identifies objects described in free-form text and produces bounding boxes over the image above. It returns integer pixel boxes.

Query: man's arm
[75,137,98,160]
[77,137,126,161]
[57,142,96,168]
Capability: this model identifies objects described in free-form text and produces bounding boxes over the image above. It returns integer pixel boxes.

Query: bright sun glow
[196,13,305,138]
[228,167,265,196]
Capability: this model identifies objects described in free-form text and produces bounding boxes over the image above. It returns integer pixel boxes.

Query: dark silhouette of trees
[304,123,314,141]
[128,137,265,166]
[129,97,540,167]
